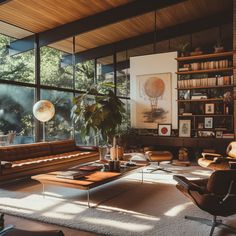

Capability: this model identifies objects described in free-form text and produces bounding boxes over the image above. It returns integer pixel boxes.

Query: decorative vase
[110,146,124,160]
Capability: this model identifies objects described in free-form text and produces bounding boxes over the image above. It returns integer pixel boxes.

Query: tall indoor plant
[72,85,126,159]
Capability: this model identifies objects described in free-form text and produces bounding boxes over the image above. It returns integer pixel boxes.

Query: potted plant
[178,41,191,57]
[72,84,126,160]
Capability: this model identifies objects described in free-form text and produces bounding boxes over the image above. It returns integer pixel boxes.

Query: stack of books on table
[57,170,88,180]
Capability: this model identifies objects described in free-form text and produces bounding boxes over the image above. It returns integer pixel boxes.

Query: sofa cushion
[50,140,77,155]
[0,142,51,162]
[2,151,98,175]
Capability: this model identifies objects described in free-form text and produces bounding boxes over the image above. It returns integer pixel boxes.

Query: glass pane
[73,93,97,145]
[0,84,35,145]
[116,68,130,97]
[75,60,95,91]
[41,90,73,141]
[0,33,34,83]
[97,55,114,93]
[40,39,73,89]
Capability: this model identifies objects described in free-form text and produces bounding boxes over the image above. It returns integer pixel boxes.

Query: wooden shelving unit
[176,51,234,137]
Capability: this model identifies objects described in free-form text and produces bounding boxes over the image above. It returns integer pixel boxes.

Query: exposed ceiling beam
[8,0,186,55]
[66,10,232,64]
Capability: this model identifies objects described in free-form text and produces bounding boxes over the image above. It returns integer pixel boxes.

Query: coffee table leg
[87,188,90,208]
[42,183,45,198]
[141,169,144,184]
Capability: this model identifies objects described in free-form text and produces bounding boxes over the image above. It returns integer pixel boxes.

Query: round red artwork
[161,127,168,134]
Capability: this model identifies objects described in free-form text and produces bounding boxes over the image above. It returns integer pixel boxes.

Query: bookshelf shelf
[177,98,223,102]
[178,114,233,117]
[176,67,233,75]
[175,51,233,61]
[177,85,234,90]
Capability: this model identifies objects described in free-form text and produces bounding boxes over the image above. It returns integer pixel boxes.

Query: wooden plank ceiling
[0,0,233,55]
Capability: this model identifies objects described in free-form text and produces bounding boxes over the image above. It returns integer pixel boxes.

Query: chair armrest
[201,152,222,160]
[76,145,98,152]
[173,175,205,193]
[229,162,236,169]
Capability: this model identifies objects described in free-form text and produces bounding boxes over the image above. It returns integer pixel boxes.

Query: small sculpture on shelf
[190,47,203,56]
[214,38,224,53]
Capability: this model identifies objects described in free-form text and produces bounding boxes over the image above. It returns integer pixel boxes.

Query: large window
[0,24,132,145]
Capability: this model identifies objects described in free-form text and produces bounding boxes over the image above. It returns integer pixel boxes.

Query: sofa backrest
[0,142,51,161]
[49,139,77,155]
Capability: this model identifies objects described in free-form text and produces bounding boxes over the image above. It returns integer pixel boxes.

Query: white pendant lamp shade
[33,100,55,122]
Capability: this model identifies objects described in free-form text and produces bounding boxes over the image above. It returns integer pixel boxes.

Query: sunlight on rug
[0,165,235,236]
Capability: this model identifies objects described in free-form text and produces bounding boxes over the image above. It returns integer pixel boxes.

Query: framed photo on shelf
[179,120,191,137]
[204,117,213,129]
[205,103,214,114]
[198,123,204,129]
[216,131,223,138]
[158,124,172,136]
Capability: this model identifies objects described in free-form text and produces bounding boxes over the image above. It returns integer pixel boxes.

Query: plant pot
[214,47,224,53]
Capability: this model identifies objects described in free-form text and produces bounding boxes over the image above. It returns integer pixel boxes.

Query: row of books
[178,76,233,88]
[179,59,232,71]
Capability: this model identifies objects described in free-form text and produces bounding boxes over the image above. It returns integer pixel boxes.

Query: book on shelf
[188,59,232,71]
[182,113,193,116]
[191,95,207,100]
[57,170,88,180]
[179,67,190,72]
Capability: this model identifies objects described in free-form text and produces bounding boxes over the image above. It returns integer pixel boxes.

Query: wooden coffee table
[32,161,148,207]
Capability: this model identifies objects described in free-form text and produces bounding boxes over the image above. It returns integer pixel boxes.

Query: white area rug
[0,165,235,236]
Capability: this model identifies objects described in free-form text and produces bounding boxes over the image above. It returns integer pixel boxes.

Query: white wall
[130,51,178,129]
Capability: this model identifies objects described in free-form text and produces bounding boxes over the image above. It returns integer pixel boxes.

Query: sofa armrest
[202,152,222,160]
[76,145,98,152]
[173,175,205,193]
[0,161,12,169]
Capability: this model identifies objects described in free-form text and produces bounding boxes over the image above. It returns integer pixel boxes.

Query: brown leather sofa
[0,139,98,183]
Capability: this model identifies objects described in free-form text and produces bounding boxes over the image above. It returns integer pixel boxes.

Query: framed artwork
[204,117,213,129]
[158,124,172,136]
[132,72,172,128]
[205,103,214,114]
[179,120,191,137]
